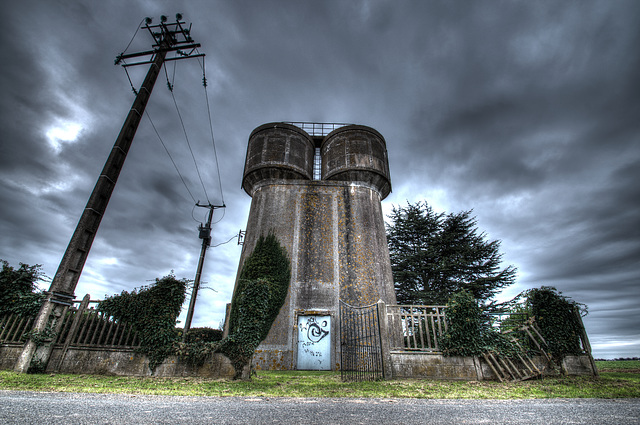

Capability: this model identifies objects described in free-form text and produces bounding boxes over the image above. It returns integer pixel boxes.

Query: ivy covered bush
[439,290,516,356]
[0,260,46,317]
[441,286,587,365]
[220,233,291,378]
[183,327,223,344]
[172,233,291,378]
[98,273,188,371]
[526,286,585,360]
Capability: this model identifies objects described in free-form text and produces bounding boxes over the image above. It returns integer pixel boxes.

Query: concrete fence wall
[1,342,244,379]
[389,352,596,380]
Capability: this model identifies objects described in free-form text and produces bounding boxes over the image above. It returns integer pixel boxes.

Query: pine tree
[386,202,516,305]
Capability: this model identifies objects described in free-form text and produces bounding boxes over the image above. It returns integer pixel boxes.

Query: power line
[197,54,225,205]
[164,63,211,204]
[144,110,197,203]
[119,18,145,57]
[120,62,201,205]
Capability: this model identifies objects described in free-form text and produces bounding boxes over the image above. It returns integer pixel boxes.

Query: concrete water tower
[231,122,396,371]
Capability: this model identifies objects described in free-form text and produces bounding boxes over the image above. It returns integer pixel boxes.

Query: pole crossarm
[115,16,204,66]
[116,45,202,63]
[122,54,205,68]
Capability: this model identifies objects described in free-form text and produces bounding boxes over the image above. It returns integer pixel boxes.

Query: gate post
[376,300,393,379]
[574,306,599,377]
[14,292,72,373]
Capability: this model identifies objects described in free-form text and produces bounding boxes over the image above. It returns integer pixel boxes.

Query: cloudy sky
[1,1,638,359]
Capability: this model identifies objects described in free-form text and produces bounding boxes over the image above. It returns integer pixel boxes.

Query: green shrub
[98,273,188,371]
[184,327,223,344]
[0,260,46,317]
[526,286,584,360]
[220,233,291,378]
[440,290,518,357]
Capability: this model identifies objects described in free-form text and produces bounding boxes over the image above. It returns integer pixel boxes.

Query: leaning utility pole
[182,203,225,340]
[16,15,204,373]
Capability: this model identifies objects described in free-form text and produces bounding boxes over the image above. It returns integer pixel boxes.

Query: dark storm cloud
[1,0,638,357]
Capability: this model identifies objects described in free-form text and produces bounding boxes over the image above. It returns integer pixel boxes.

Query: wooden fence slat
[417,313,425,349]
[0,314,13,340]
[384,305,447,352]
[110,321,121,346]
[89,311,103,345]
[96,312,108,345]
[82,310,97,345]
[424,314,433,349]
[11,316,27,342]
[483,352,504,382]
[429,314,437,350]
[2,314,18,341]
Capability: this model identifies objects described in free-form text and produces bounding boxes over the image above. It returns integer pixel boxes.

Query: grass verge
[0,361,638,399]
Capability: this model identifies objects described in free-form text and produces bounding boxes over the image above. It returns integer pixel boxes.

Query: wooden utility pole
[182,203,224,340]
[16,15,204,373]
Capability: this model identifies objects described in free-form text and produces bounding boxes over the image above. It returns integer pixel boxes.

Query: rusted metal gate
[339,301,384,382]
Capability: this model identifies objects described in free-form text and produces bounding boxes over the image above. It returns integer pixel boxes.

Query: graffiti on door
[297,315,331,370]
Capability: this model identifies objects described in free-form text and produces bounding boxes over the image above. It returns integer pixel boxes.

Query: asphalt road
[1,391,638,424]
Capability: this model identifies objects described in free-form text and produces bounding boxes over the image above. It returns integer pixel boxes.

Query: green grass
[596,360,640,371]
[0,361,638,399]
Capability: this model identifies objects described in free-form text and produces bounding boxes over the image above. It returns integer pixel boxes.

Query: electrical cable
[164,63,211,204]
[144,110,197,203]
[121,18,146,56]
[212,207,226,224]
[118,62,200,207]
[190,203,200,223]
[211,234,238,248]
[121,60,139,95]
[197,54,225,205]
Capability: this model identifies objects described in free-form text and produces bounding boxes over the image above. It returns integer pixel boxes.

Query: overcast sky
[1,1,638,359]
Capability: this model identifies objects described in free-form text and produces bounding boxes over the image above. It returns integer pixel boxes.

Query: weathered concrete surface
[322,125,392,199]
[240,181,396,371]
[562,355,597,376]
[0,344,22,370]
[390,353,597,380]
[242,123,315,197]
[391,353,482,380]
[1,344,245,379]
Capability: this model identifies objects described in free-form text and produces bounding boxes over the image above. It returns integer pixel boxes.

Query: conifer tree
[386,202,516,305]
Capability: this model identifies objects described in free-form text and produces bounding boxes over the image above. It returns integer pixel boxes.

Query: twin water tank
[242,122,391,199]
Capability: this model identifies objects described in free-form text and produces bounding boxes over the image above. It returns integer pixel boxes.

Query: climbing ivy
[183,327,223,344]
[221,233,291,378]
[98,273,188,371]
[526,286,585,360]
[441,286,588,364]
[228,233,291,334]
[440,290,518,357]
[0,260,46,317]
[175,233,291,379]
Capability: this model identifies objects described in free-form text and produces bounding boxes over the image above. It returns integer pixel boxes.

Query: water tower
[230,122,396,371]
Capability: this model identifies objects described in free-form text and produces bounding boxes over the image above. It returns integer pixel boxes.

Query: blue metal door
[297,315,331,370]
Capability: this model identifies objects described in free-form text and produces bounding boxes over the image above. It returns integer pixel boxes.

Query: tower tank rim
[321,124,387,148]
[249,122,314,143]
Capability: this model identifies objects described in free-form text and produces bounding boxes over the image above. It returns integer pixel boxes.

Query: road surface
[1,391,638,424]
